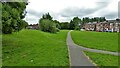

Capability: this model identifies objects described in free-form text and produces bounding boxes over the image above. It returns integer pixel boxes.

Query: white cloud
[24,0,119,24]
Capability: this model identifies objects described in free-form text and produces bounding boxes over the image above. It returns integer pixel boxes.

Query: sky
[24,0,119,24]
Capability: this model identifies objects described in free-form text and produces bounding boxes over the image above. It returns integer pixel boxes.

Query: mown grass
[2,29,69,66]
[84,51,119,67]
[71,31,118,52]
[0,34,1,67]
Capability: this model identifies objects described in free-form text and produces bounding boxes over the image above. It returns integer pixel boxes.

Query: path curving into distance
[66,30,96,66]
[66,30,120,66]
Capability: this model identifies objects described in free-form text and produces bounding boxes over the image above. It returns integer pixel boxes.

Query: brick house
[108,20,120,32]
[96,22,110,32]
[83,22,96,31]
[27,24,39,30]
[83,20,120,32]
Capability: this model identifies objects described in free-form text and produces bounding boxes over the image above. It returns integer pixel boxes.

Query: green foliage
[2,30,69,66]
[82,17,89,23]
[42,13,53,20]
[17,19,28,31]
[2,2,28,34]
[60,22,70,30]
[53,20,61,29]
[39,13,60,33]
[69,20,74,30]
[70,17,81,30]
[69,17,106,29]
[39,19,57,33]
[82,17,106,23]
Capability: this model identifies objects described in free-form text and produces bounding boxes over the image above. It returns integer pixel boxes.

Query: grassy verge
[0,34,2,67]
[2,29,69,66]
[71,31,118,52]
[84,51,119,67]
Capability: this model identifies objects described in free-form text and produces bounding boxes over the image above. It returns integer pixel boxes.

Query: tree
[53,20,61,29]
[60,22,69,29]
[69,17,81,30]
[39,13,58,33]
[99,17,106,22]
[39,19,57,33]
[16,19,28,31]
[69,20,74,30]
[2,1,28,34]
[82,17,89,23]
[42,13,53,20]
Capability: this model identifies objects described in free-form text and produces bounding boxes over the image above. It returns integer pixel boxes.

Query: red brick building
[83,20,120,32]
[27,24,39,30]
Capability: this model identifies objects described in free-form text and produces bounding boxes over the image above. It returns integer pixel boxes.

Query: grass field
[0,34,1,67]
[71,31,118,52]
[2,29,69,66]
[84,51,119,67]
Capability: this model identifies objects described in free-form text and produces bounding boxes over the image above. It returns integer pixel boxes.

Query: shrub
[56,28,60,32]
[39,19,58,33]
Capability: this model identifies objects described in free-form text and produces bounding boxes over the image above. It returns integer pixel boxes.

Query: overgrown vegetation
[2,30,69,66]
[2,1,28,34]
[39,13,60,33]
[71,31,118,52]
[39,19,58,33]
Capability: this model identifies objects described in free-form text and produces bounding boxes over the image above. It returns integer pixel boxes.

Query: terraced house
[27,24,39,29]
[83,19,120,32]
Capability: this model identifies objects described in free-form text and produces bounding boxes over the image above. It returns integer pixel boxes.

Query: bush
[2,25,12,34]
[56,28,60,32]
[39,19,58,33]
[74,26,80,30]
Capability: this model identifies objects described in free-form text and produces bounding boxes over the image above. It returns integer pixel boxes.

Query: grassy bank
[71,31,118,52]
[2,30,69,66]
[84,51,119,67]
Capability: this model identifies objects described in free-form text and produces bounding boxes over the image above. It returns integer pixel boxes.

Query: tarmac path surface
[66,30,119,66]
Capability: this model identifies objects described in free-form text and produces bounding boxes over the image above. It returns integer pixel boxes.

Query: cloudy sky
[24,0,119,24]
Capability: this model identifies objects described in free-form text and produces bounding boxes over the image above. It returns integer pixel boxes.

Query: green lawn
[0,34,1,67]
[118,33,120,52]
[71,31,118,52]
[84,51,119,67]
[2,29,69,66]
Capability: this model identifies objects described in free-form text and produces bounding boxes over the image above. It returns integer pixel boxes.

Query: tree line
[2,1,106,34]
[39,13,106,33]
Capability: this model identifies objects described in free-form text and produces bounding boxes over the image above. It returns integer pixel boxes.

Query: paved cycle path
[66,30,120,66]
[67,30,96,66]
[74,44,120,56]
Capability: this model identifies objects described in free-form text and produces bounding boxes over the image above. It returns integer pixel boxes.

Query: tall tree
[70,17,81,30]
[82,17,89,23]
[69,20,74,30]
[42,13,53,20]
[2,1,28,34]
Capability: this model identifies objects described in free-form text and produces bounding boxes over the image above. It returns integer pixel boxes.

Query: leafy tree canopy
[2,1,28,34]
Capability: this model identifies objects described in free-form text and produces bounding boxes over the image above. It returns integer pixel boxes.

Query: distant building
[27,24,39,30]
[82,20,120,32]
[83,22,96,31]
